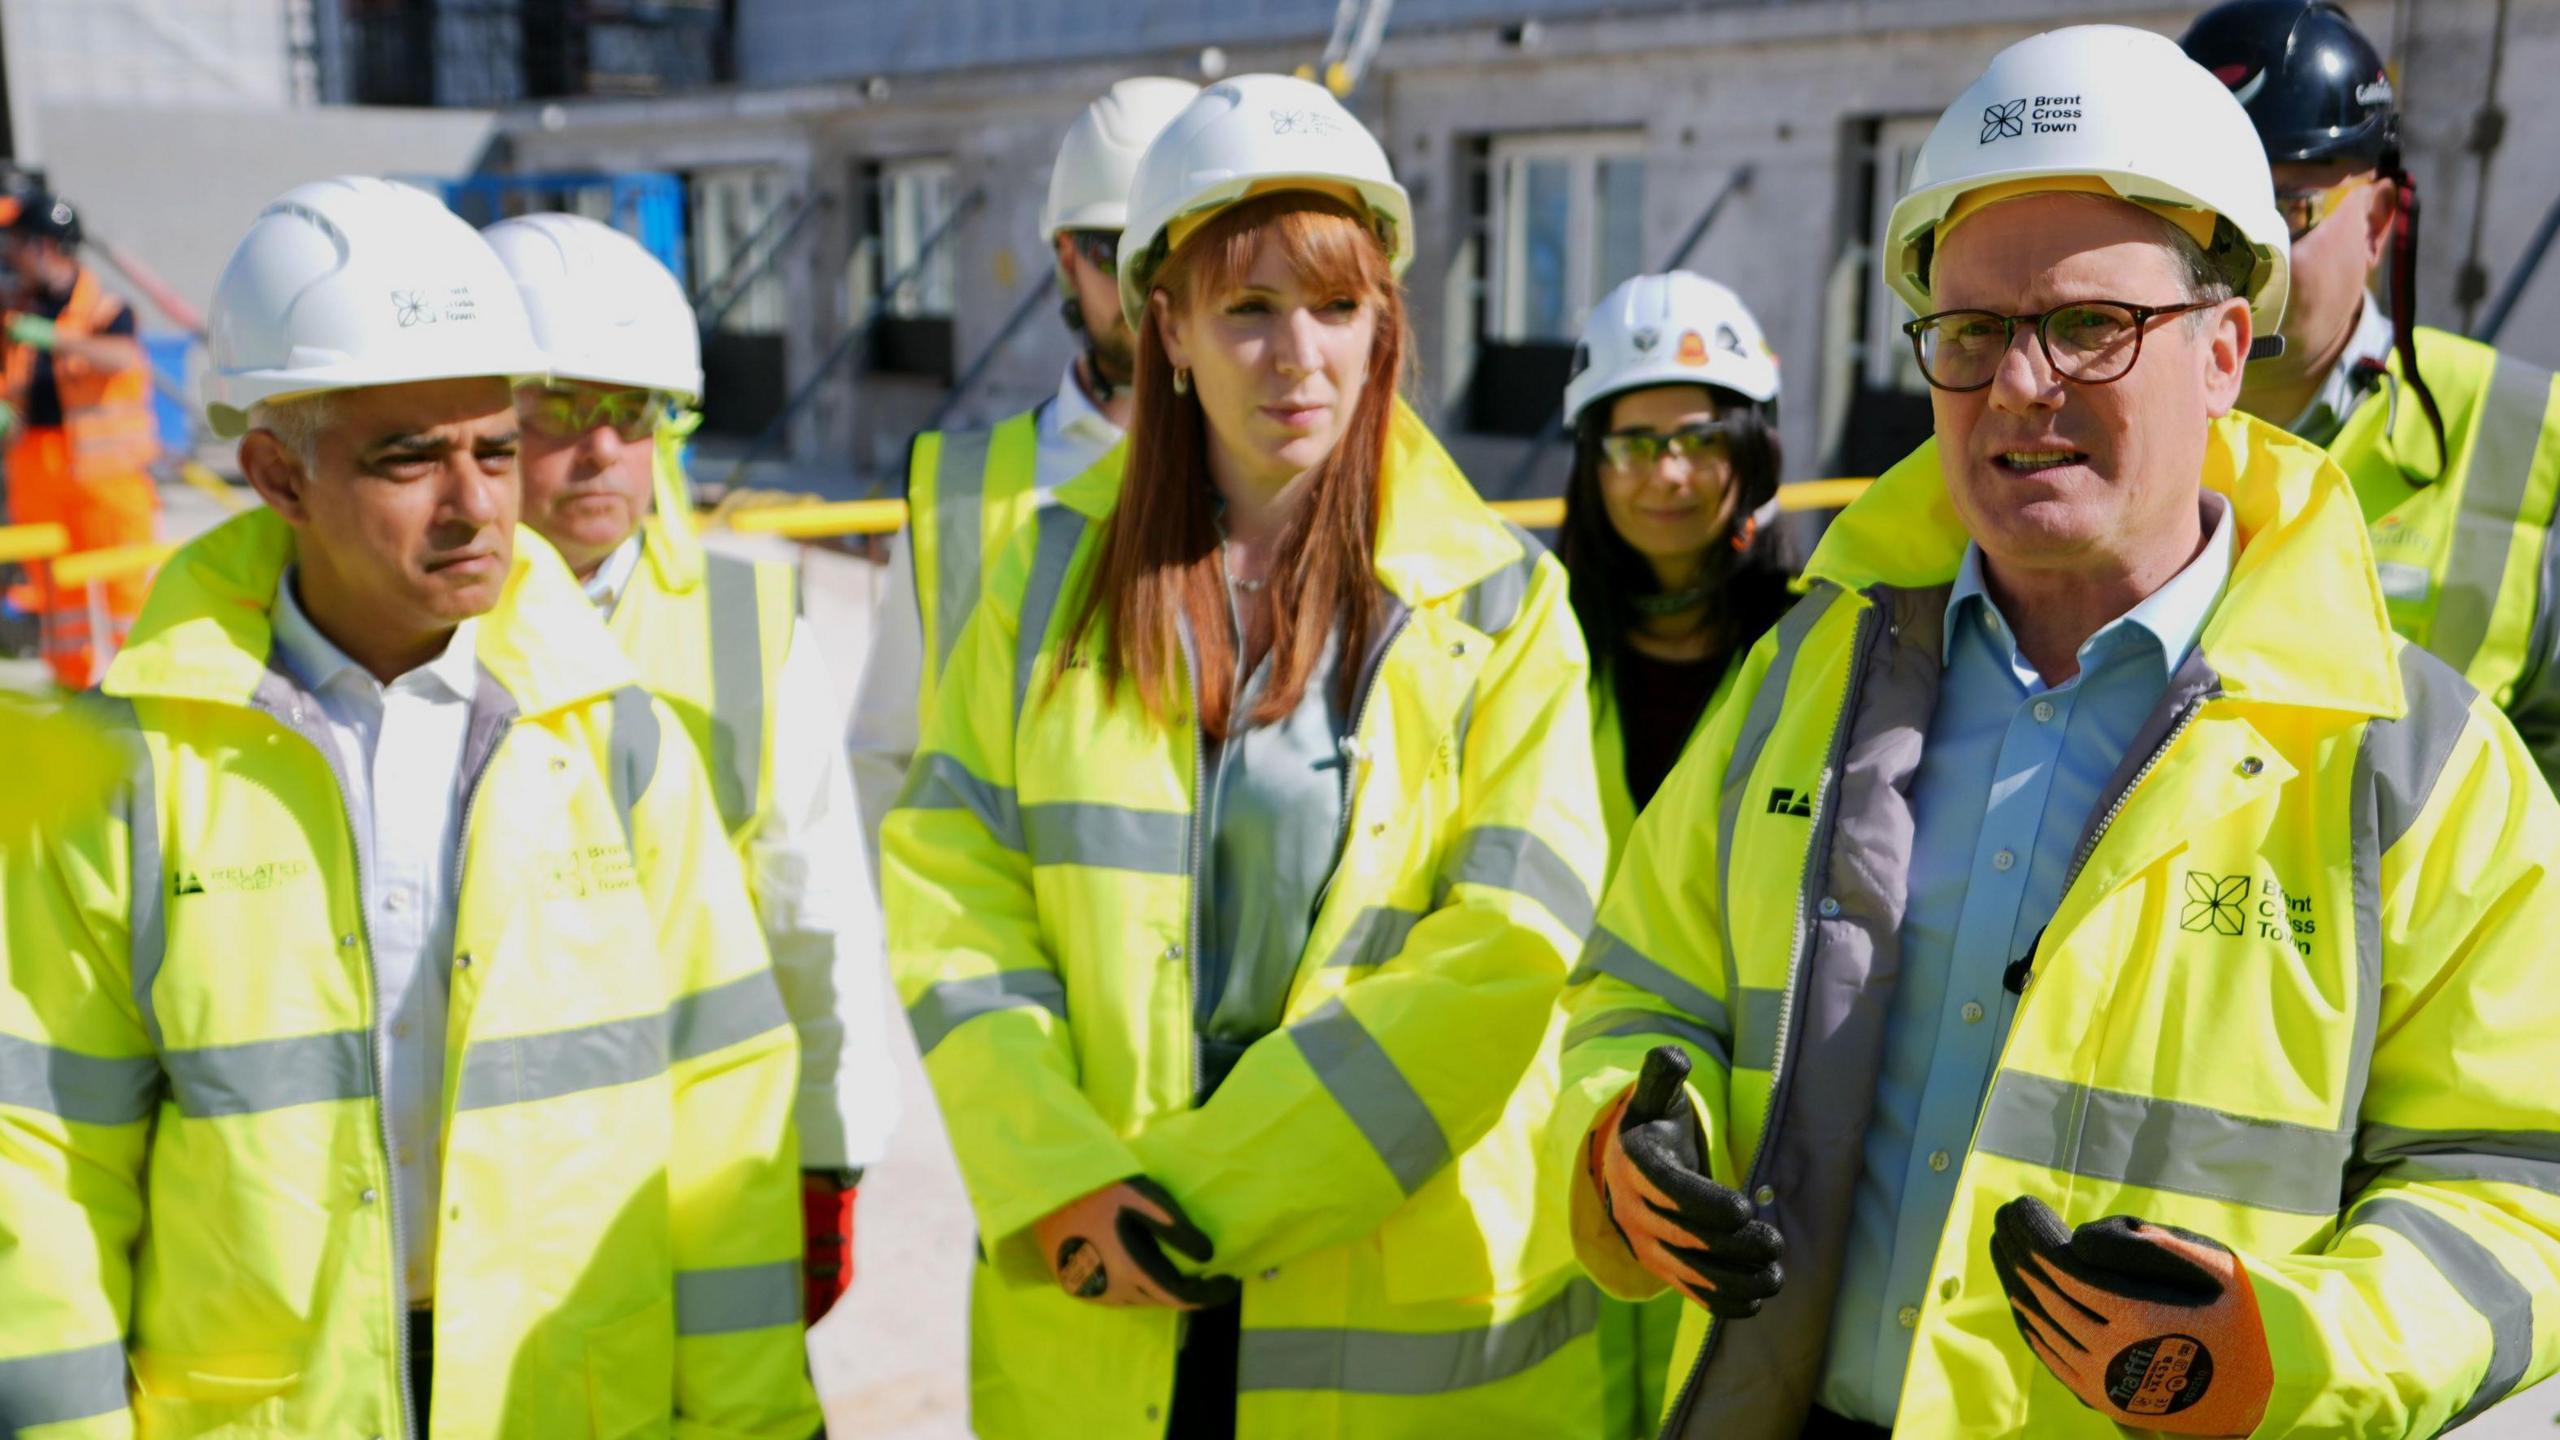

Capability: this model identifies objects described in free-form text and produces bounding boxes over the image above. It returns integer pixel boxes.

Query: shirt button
[1753,1184,1776,1207]
[1928,1150,1951,1173]
[1961,1001,1985,1024]
[1992,849,2015,872]
[1897,1305,1920,1329]
[385,889,409,913]
[1817,897,1841,918]
[2031,700,2055,723]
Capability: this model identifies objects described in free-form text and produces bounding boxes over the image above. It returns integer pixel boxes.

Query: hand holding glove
[1585,1044,1785,1317]
[6,312,54,351]
[1030,1176,1241,1309]
[801,1171,859,1325]
[1990,1196,2273,1437]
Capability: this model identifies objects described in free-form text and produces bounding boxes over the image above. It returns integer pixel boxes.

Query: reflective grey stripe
[1563,1007,1732,1069]
[2349,1195,2534,1424]
[675,1259,800,1336]
[1717,590,1828,1011]
[896,751,1025,851]
[453,1010,666,1112]
[0,1339,128,1429]
[1973,1071,2349,1214]
[928,428,995,681]
[1238,1276,1598,1395]
[164,1029,372,1117]
[1022,801,1188,873]
[1291,997,1451,1197]
[1014,508,1090,715]
[2358,1123,2560,1197]
[670,969,791,1062]
[607,683,660,849]
[1567,928,1732,1044]
[80,694,168,1051]
[1457,521,1543,636]
[2345,645,2477,1126]
[1323,905,1424,970]
[702,554,767,833]
[2432,355,2555,673]
[907,970,1067,1057]
[1437,824,1595,936]
[1734,985,1785,1073]
[0,1032,159,1125]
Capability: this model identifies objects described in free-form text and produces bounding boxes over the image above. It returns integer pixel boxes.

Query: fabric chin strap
[2385,151,2452,473]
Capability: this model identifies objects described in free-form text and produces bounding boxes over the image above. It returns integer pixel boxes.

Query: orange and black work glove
[801,1171,860,1325]
[1990,1196,2274,1437]
[1030,1177,1241,1309]
[1585,1044,1785,1317]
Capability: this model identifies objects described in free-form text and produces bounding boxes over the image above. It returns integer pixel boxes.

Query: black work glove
[1585,1044,1786,1318]
[1030,1175,1241,1309]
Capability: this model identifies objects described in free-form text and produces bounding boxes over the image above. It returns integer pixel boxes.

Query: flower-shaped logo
[1981,98,2028,144]
[2180,871,2250,936]
[1271,108,1340,137]
[392,289,431,328]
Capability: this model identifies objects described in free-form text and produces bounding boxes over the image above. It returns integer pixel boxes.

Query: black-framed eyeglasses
[1901,299,2219,393]
[1599,421,1736,472]
[518,382,671,442]
[1068,229,1120,276]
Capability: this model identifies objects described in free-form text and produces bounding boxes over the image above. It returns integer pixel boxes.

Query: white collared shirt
[270,570,478,1303]
[2288,298,2397,447]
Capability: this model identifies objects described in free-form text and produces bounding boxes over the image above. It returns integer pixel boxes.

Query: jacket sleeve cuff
[1568,1104,1670,1302]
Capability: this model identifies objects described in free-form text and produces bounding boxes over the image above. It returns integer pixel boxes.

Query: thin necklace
[1222,539,1267,593]
[1631,587,1710,616]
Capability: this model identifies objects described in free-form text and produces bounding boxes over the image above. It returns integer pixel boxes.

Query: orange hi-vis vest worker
[6,265,160,688]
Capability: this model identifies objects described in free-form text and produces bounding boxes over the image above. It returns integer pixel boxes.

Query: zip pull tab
[2002,927,2046,995]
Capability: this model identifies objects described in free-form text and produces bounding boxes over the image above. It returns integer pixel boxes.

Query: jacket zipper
[1659,599,1880,1439]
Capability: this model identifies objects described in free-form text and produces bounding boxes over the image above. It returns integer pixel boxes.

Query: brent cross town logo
[2180,871,2250,936]
[1981,98,2028,144]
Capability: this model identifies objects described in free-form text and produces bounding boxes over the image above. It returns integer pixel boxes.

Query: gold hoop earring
[1171,367,1191,396]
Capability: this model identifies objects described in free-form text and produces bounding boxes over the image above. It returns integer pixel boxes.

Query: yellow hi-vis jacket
[905,412,1042,720]
[0,508,820,1440]
[1552,412,2560,1439]
[2333,326,2560,782]
[883,404,1610,1438]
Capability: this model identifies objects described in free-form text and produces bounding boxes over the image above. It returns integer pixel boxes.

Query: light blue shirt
[1816,492,2234,1424]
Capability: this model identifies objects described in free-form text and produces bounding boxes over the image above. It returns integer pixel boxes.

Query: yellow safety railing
[52,542,176,590]
[0,524,174,685]
[0,522,69,565]
[724,478,1874,541]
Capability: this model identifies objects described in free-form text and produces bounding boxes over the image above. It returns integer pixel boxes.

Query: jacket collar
[1805,410,2404,720]
[105,505,637,719]
[1051,399,1523,608]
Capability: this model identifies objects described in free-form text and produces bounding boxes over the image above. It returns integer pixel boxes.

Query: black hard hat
[4,191,80,247]
[2180,0,2397,166]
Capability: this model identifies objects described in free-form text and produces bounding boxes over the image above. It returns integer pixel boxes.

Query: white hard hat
[1882,24,2290,337]
[202,176,549,439]
[1565,271,1779,426]
[1118,73,1414,332]
[1042,77,1202,239]
[484,212,703,402]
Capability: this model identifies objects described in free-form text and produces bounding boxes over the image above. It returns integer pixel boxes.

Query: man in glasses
[2185,1,2560,788]
[1554,25,2560,1440]
[486,211,899,1330]
[846,76,1196,867]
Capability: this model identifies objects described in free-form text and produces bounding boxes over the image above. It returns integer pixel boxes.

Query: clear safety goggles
[519,382,673,443]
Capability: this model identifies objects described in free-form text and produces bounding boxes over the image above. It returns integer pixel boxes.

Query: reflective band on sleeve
[2349,1195,2535,1424]
[906,970,1068,1058]
[1437,825,1596,936]
[2430,356,2556,674]
[0,1339,129,1429]
[1021,801,1188,873]
[895,752,1024,852]
[927,429,995,682]
[1237,1276,1598,1395]
[164,1029,372,1116]
[1322,905,1424,970]
[702,554,768,834]
[1289,997,1452,1197]
[607,683,660,850]
[1014,509,1090,716]
[1457,522,1544,637]
[1972,1071,2351,1215]
[453,1011,666,1112]
[675,1259,801,1336]
[0,1031,159,1125]
[1562,1007,1732,1070]
[1567,928,1733,1043]
[2356,1123,2560,1198]
[669,969,791,1062]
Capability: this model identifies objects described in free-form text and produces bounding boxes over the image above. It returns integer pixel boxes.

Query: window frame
[1485,129,1648,343]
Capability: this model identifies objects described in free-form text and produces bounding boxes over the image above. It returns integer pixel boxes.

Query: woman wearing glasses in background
[1554,268,1796,1438]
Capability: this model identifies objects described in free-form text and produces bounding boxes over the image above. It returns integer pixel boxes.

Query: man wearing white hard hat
[1555,27,2560,1439]
[0,177,822,1438]
[846,76,1197,867]
[486,210,901,1329]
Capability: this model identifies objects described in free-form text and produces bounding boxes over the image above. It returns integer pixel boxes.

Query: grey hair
[248,394,336,470]
[2151,211,2239,315]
